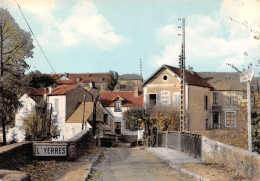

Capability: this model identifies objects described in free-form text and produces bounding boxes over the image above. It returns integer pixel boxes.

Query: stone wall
[67,130,96,161]
[202,136,260,180]
[0,142,33,170]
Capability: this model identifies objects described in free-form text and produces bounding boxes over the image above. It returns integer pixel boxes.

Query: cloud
[150,45,181,66]
[10,0,124,50]
[150,0,260,72]
[57,1,123,49]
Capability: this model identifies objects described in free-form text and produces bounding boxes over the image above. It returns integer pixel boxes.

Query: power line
[14,0,68,92]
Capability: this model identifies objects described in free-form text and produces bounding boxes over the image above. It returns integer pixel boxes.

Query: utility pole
[178,18,186,132]
[247,81,252,151]
[240,69,254,152]
[82,93,86,130]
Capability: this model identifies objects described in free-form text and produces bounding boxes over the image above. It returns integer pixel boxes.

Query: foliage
[150,107,179,131]
[25,70,56,89]
[123,106,148,131]
[106,70,118,91]
[23,103,60,141]
[123,106,179,132]
[0,8,34,145]
[252,92,260,153]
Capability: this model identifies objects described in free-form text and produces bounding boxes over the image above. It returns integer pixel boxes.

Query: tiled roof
[143,64,213,88]
[48,85,78,95]
[198,72,246,91]
[66,102,94,123]
[49,73,112,84]
[119,74,143,80]
[100,91,143,107]
[164,65,213,88]
[29,88,47,96]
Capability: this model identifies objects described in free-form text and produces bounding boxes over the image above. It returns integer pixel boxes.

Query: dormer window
[100,77,104,82]
[115,101,122,112]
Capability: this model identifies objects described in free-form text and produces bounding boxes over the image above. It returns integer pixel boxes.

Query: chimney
[188,65,194,75]
[76,77,80,84]
[48,86,55,93]
[134,86,139,97]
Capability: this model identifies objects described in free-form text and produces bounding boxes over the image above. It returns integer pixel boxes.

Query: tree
[123,106,179,146]
[25,70,56,89]
[106,71,118,91]
[0,8,34,145]
[150,107,179,131]
[226,59,260,152]
[23,103,60,141]
[123,106,148,132]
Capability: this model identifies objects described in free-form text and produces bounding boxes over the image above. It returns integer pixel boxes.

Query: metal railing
[158,131,202,160]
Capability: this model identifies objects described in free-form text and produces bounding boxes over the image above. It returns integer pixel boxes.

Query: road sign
[34,144,67,156]
[240,70,254,83]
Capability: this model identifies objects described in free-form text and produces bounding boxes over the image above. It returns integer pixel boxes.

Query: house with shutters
[47,84,114,141]
[100,90,144,141]
[142,64,213,132]
[47,84,93,141]
[198,72,247,130]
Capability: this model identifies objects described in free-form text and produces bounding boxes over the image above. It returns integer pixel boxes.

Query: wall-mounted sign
[34,144,67,156]
[240,70,254,83]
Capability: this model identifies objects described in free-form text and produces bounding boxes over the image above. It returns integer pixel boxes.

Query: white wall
[105,107,140,136]
[55,122,92,141]
[47,95,67,141]
[6,94,36,142]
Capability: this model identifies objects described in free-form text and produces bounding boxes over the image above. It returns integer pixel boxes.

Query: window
[55,98,59,112]
[226,92,237,107]
[226,111,236,127]
[100,77,104,82]
[104,114,108,124]
[115,122,121,134]
[149,94,157,105]
[213,92,219,105]
[204,95,208,110]
[115,102,122,112]
[173,92,181,108]
[161,91,170,106]
[162,75,168,81]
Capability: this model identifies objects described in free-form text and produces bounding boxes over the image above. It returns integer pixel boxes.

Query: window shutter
[173,93,181,108]
[156,94,160,106]
[145,94,149,106]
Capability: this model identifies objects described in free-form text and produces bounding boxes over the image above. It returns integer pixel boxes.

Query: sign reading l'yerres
[34,144,67,156]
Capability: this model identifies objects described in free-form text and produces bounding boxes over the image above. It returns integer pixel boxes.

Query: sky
[1,0,260,80]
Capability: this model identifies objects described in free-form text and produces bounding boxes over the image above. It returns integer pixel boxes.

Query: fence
[158,131,201,159]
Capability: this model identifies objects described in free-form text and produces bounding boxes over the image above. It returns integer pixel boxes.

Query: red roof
[49,73,112,85]
[165,65,213,88]
[143,65,213,88]
[100,91,143,107]
[29,88,47,96]
[48,85,78,95]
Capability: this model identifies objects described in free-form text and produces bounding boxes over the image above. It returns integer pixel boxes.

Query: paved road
[88,143,196,181]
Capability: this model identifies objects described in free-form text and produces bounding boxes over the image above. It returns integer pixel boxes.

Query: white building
[6,88,47,142]
[47,85,92,141]
[100,90,144,141]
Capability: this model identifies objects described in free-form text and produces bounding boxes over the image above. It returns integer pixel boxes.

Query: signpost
[240,69,254,152]
[34,143,67,157]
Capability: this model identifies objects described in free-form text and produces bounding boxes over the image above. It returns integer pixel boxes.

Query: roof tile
[100,91,143,107]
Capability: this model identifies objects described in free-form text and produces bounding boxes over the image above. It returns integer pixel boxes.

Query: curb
[84,147,104,180]
[145,148,209,181]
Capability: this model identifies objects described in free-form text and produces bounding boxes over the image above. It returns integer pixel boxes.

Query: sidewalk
[146,147,250,181]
